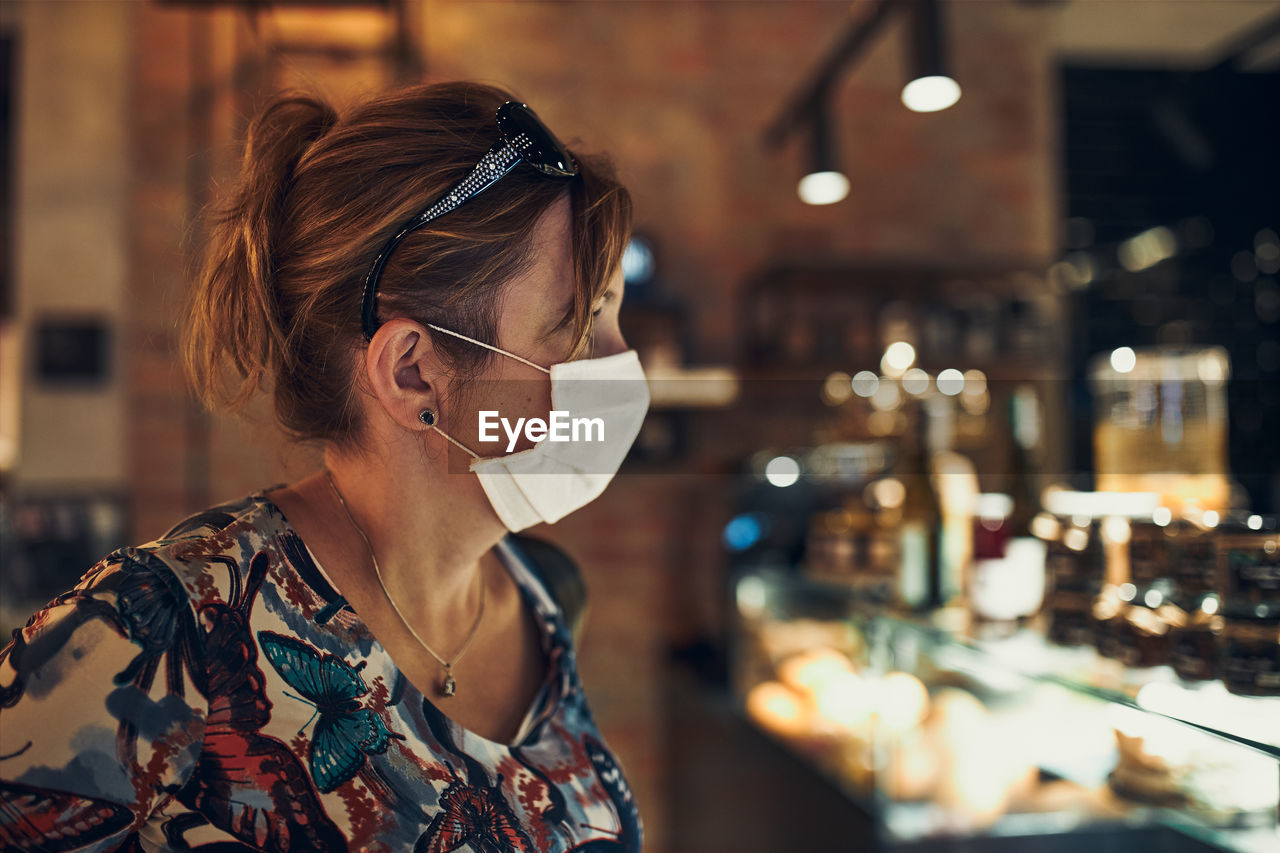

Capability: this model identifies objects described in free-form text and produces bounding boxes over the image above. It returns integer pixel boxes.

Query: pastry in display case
[729,568,1280,851]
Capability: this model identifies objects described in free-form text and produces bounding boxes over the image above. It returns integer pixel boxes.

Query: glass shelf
[730,568,1280,852]
[879,610,1280,760]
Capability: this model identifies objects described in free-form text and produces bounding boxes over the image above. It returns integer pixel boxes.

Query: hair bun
[241,93,339,267]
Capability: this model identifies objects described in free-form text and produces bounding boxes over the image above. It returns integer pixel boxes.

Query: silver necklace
[324,469,486,698]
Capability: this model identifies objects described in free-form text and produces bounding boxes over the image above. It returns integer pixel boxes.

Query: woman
[0,81,648,852]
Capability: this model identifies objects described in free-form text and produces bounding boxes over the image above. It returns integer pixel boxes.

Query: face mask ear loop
[426,323,552,374]
[428,421,483,461]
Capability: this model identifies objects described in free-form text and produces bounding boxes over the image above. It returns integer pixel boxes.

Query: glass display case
[730,568,1280,852]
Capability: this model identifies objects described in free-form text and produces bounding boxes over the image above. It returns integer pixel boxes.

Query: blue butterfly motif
[257,631,405,793]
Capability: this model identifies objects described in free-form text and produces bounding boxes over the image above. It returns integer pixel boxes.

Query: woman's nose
[592,326,628,358]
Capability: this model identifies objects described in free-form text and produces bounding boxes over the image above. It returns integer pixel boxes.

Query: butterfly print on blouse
[107,547,218,765]
[0,546,207,772]
[561,735,641,852]
[408,699,534,852]
[0,550,207,851]
[0,580,125,710]
[508,743,573,843]
[173,550,346,852]
[0,780,134,852]
[159,505,244,542]
[275,529,358,628]
[256,631,406,793]
[413,766,535,853]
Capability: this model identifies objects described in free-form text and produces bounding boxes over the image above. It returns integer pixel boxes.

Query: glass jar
[1168,518,1219,604]
[1170,593,1224,682]
[1046,516,1102,595]
[1095,580,1181,668]
[1221,603,1280,697]
[1128,517,1171,586]
[1089,346,1231,515]
[1046,519,1101,647]
[1033,508,1100,647]
[1216,515,1280,612]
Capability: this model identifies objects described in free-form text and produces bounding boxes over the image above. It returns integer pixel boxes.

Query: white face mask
[424,324,650,532]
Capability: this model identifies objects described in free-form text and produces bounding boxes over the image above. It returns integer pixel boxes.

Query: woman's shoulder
[155,490,279,544]
[0,490,295,837]
[89,488,288,611]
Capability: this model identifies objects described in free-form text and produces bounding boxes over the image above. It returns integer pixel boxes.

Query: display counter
[730,569,1280,852]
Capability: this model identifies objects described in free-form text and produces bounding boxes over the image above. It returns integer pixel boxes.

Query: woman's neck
[282,443,507,634]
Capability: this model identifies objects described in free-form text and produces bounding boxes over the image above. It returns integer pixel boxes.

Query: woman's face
[440,193,628,460]
[496,193,626,367]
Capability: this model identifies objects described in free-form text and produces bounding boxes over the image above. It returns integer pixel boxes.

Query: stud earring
[418,408,436,426]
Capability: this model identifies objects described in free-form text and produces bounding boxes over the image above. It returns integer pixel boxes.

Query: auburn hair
[181,81,632,452]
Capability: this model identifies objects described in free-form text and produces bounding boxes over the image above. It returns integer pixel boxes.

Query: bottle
[968,493,1018,636]
[966,389,1049,636]
[926,395,971,606]
[897,406,942,611]
[1003,387,1048,624]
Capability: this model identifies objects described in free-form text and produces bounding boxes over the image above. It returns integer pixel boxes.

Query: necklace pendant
[440,672,456,698]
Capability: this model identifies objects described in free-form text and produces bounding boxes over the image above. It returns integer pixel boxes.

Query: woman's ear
[363,319,444,432]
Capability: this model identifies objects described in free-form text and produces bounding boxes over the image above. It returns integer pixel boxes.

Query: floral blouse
[0,488,643,852]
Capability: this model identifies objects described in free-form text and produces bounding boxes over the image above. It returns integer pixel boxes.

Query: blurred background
[1,1,1278,851]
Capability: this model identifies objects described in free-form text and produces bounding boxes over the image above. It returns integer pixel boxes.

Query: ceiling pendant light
[797,103,849,206]
[901,0,961,113]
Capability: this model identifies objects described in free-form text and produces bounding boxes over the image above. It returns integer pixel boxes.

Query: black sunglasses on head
[361,100,580,342]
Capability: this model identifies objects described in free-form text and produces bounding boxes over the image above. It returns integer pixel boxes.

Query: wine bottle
[897,406,942,610]
[1005,387,1047,624]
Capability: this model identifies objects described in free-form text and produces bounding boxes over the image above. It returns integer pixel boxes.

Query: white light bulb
[936,368,964,396]
[798,171,850,206]
[902,367,930,396]
[851,371,880,398]
[902,76,961,113]
[764,456,801,488]
[882,341,916,374]
[1110,346,1137,374]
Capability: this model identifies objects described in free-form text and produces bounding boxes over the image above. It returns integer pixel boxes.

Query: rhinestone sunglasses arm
[360,140,525,341]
